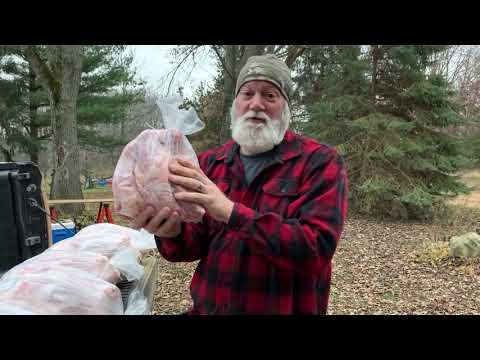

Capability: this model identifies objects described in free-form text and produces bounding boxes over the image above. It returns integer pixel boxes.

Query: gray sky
[130,45,217,98]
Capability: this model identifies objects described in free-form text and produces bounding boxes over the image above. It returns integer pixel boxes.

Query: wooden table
[48,198,115,223]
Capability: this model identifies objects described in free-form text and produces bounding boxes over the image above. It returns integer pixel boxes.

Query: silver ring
[196,183,203,192]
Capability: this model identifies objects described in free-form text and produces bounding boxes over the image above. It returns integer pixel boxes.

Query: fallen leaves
[328,214,480,315]
[146,211,480,315]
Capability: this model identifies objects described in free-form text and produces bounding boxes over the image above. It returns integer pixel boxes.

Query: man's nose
[248,93,266,111]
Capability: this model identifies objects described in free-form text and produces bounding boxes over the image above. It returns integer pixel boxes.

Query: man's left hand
[168,157,234,224]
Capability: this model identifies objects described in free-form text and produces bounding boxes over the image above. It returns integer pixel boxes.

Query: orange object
[96,202,114,224]
[47,199,115,224]
[49,206,58,222]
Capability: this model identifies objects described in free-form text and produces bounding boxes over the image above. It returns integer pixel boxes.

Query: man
[134,54,348,314]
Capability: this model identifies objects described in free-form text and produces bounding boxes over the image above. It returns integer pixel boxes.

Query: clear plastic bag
[124,288,150,315]
[130,228,157,251]
[156,95,205,135]
[0,270,124,315]
[113,96,205,223]
[51,223,136,259]
[2,248,121,284]
[0,301,37,315]
[109,248,144,282]
[49,223,147,281]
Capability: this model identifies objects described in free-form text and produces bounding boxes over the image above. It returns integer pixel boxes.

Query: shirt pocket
[260,178,300,214]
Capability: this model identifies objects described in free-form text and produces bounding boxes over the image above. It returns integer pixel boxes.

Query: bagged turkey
[113,96,205,223]
[2,248,121,284]
[49,223,146,281]
[0,269,124,315]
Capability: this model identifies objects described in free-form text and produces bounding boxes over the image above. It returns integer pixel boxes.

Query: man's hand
[168,158,234,224]
[132,206,181,238]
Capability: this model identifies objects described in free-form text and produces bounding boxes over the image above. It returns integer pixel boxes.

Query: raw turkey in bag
[0,270,124,315]
[113,96,205,222]
[2,248,121,284]
[49,223,146,282]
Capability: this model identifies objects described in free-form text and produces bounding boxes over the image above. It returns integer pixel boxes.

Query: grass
[413,240,451,266]
[412,196,480,269]
[462,170,480,189]
[82,186,113,199]
[448,169,480,209]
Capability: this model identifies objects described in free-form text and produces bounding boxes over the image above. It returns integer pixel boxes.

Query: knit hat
[235,54,293,103]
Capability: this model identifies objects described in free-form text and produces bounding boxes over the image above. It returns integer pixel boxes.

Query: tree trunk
[218,45,266,145]
[371,45,379,106]
[48,46,84,216]
[219,45,238,144]
[1,147,13,162]
[243,45,265,65]
[28,65,40,165]
[22,45,85,216]
[285,45,306,68]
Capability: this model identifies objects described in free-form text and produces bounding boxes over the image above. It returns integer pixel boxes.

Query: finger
[161,211,181,233]
[169,161,203,180]
[169,174,206,192]
[132,206,155,229]
[170,164,211,187]
[175,157,196,169]
[175,158,212,184]
[174,191,207,205]
[174,158,206,177]
[144,207,172,233]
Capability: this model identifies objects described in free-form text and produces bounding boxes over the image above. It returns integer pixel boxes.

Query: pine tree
[303,45,472,220]
[0,53,50,163]
[1,46,144,216]
[0,46,145,160]
[77,45,145,152]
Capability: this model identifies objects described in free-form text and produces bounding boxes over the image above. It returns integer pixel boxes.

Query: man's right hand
[132,206,181,238]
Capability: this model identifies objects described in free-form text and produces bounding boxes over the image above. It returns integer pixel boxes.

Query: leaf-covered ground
[328,217,480,314]
[149,211,480,315]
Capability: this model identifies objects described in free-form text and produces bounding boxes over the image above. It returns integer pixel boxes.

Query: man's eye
[265,93,277,100]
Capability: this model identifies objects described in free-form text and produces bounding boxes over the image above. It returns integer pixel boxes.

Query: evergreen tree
[77,45,145,152]
[303,45,472,220]
[0,72,24,161]
[0,52,50,163]
[0,46,145,161]
[1,46,144,216]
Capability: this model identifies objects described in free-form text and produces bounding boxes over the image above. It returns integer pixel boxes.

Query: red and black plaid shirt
[155,130,348,314]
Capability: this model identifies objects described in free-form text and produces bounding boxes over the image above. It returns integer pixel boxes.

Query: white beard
[230,103,291,155]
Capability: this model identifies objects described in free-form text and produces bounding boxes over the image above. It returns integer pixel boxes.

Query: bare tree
[430,45,480,117]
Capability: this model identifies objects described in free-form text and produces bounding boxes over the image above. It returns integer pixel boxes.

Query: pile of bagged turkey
[0,97,206,315]
[0,223,158,315]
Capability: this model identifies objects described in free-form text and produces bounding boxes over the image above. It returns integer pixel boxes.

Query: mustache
[240,111,270,122]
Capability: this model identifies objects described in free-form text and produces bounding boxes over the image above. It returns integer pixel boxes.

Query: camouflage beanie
[235,54,293,103]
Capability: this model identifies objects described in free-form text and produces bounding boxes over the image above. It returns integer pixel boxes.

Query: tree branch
[285,46,308,68]
[167,45,202,95]
[20,45,59,101]
[211,45,235,81]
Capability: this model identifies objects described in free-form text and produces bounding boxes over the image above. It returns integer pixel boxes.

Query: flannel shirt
[155,130,348,314]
